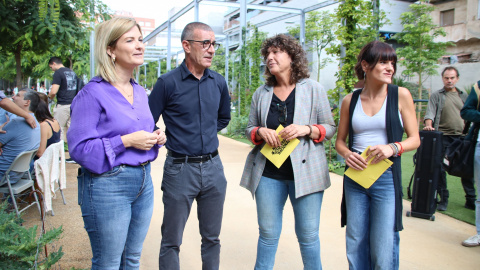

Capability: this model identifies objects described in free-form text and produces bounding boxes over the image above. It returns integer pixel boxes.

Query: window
[146,22,151,27]
[138,21,145,26]
[441,9,454,26]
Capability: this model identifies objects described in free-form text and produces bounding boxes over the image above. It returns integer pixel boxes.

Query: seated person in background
[0,89,40,186]
[0,90,37,129]
[34,97,61,159]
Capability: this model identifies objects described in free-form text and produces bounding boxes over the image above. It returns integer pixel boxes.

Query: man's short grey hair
[20,89,40,112]
[181,22,213,41]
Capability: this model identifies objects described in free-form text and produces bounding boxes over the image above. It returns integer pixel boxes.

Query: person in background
[335,41,420,269]
[460,80,480,247]
[48,56,79,163]
[0,89,40,185]
[0,90,37,130]
[34,93,61,158]
[240,34,336,270]
[67,17,166,269]
[148,22,230,270]
[423,66,476,211]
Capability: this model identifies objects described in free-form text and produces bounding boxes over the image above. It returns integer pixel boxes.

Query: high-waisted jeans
[344,168,399,270]
[78,163,154,270]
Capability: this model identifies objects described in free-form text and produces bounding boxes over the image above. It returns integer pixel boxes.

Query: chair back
[6,149,38,174]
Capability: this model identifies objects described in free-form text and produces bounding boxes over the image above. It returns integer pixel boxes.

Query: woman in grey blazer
[240,34,336,270]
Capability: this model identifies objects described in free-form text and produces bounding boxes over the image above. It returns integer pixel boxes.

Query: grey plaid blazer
[240,79,336,198]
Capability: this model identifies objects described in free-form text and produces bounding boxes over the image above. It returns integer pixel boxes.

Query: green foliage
[225,115,249,139]
[230,25,267,119]
[288,10,336,82]
[210,46,226,77]
[394,0,452,126]
[394,0,452,101]
[0,0,112,86]
[0,201,64,269]
[327,0,388,103]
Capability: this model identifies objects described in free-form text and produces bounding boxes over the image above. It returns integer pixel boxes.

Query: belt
[140,161,150,166]
[168,150,218,164]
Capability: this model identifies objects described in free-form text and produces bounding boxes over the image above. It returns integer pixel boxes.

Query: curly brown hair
[261,34,309,86]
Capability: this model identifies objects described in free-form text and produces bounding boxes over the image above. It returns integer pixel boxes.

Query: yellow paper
[260,125,300,169]
[344,146,393,189]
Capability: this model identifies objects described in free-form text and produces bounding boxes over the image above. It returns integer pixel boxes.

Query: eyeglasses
[186,40,220,50]
[277,102,287,125]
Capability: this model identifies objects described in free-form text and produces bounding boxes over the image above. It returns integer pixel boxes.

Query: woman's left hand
[278,124,310,141]
[154,129,167,145]
[366,144,395,165]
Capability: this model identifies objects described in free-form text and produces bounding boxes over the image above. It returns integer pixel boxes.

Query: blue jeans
[78,163,154,270]
[474,143,480,234]
[159,155,227,270]
[344,169,399,270]
[254,176,324,270]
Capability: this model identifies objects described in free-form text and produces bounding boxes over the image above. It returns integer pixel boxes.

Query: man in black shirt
[149,22,230,270]
[48,57,78,163]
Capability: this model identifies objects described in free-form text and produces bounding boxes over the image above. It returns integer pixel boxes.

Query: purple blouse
[67,76,160,174]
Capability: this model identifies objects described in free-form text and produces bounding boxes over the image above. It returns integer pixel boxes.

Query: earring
[364,71,366,80]
[111,56,116,66]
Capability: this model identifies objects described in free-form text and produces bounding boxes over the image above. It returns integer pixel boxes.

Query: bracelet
[306,125,313,137]
[388,143,398,157]
[256,127,262,137]
[395,142,404,156]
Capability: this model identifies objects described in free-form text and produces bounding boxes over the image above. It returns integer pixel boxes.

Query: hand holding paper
[344,146,393,189]
[260,125,300,169]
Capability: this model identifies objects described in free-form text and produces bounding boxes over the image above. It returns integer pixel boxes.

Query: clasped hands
[123,130,167,151]
[344,144,394,171]
[257,124,310,148]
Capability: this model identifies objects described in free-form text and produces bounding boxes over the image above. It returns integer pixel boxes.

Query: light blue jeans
[474,143,480,234]
[254,176,324,270]
[344,168,399,270]
[78,163,154,270]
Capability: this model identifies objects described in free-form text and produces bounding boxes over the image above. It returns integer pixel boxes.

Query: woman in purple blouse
[67,17,166,269]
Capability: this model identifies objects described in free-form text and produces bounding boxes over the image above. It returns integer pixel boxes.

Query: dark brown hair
[34,100,54,123]
[261,34,309,86]
[441,66,459,77]
[354,40,397,80]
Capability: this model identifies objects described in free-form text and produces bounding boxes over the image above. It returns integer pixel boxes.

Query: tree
[327,0,388,103]
[288,10,336,82]
[394,0,451,124]
[0,0,83,87]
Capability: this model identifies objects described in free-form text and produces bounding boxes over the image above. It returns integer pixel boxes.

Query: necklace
[116,84,133,98]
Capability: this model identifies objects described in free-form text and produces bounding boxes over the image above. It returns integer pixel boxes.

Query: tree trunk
[317,49,321,82]
[15,44,23,88]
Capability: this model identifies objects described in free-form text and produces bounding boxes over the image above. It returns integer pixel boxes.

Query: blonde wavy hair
[95,17,142,83]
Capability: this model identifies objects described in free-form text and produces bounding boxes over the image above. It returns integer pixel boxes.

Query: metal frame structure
[140,0,339,77]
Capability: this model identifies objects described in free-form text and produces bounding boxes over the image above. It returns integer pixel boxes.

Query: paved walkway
[140,135,480,269]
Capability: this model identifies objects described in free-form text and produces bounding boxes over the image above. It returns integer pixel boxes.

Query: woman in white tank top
[336,41,420,270]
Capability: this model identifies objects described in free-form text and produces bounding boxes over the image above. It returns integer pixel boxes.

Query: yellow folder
[344,146,393,189]
[260,125,300,169]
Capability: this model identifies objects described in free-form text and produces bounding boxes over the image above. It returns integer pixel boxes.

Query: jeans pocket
[77,168,84,206]
[164,161,184,176]
[212,156,224,171]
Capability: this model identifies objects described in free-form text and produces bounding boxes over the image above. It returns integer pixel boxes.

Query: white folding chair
[0,149,41,218]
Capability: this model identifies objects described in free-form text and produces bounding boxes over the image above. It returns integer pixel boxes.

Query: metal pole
[194,0,199,21]
[157,59,161,77]
[239,0,247,47]
[167,20,172,71]
[300,11,306,49]
[225,34,229,86]
[89,0,95,79]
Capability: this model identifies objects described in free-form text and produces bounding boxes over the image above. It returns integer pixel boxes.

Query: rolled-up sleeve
[67,90,125,174]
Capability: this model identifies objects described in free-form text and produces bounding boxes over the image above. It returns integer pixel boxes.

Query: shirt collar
[91,76,138,86]
[180,60,213,80]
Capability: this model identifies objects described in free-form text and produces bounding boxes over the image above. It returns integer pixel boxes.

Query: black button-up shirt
[148,61,231,156]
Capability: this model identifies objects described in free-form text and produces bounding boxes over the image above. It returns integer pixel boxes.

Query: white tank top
[352,96,389,152]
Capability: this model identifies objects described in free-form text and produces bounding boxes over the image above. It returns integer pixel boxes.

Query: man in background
[48,57,78,163]
[423,66,476,211]
[0,89,40,185]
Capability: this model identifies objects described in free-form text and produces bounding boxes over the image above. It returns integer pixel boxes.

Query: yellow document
[344,146,393,189]
[260,125,300,169]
